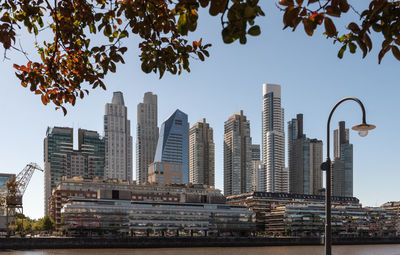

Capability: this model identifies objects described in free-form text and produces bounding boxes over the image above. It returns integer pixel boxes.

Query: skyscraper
[104,91,133,181]
[78,129,105,178]
[250,144,261,191]
[44,127,105,215]
[44,127,73,215]
[288,114,323,195]
[332,121,353,197]
[154,109,189,184]
[262,84,287,193]
[224,110,252,196]
[189,118,215,186]
[136,92,159,184]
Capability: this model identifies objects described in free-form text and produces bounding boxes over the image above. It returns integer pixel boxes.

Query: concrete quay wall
[0,237,400,250]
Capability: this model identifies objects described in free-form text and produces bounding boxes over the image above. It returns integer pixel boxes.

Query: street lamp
[321,97,375,255]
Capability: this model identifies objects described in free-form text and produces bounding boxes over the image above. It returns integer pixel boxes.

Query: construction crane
[4,163,43,234]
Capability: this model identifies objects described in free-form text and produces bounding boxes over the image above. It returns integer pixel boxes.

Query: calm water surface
[2,246,400,255]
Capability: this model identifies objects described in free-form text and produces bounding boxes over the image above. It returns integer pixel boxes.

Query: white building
[104,92,133,181]
[262,84,288,193]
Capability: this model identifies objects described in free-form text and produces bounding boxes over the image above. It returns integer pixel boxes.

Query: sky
[0,2,399,219]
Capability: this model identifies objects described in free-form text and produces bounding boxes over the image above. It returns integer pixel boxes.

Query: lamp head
[352,123,376,137]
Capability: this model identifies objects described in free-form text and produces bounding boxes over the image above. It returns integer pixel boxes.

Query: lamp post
[321,97,375,255]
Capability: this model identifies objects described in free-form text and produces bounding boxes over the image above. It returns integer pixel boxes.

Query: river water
[1,245,400,255]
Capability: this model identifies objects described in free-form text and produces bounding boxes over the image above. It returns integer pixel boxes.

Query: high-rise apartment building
[189,118,215,186]
[44,127,105,215]
[262,84,287,193]
[250,144,261,191]
[332,121,353,197]
[136,92,159,184]
[78,129,105,177]
[288,114,323,195]
[44,127,73,215]
[104,91,133,181]
[154,109,189,184]
[223,110,252,196]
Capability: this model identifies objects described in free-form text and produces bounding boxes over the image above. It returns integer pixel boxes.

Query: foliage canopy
[0,0,398,113]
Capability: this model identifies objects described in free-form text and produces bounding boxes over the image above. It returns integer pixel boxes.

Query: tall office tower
[250,144,261,191]
[154,109,189,184]
[104,91,133,181]
[189,118,215,186]
[251,161,264,191]
[136,92,159,184]
[332,121,353,197]
[78,129,105,177]
[262,84,287,193]
[44,127,73,215]
[223,110,252,196]
[288,114,323,195]
[251,144,260,161]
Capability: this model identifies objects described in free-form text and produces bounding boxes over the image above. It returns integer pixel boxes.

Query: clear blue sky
[0,2,398,219]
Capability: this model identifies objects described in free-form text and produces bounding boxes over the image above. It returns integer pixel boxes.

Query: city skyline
[1,0,399,219]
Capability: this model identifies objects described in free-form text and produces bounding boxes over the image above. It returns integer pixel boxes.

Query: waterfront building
[154,109,189,184]
[227,191,360,232]
[332,121,353,197]
[62,198,255,236]
[104,91,133,181]
[49,176,225,229]
[288,114,323,195]
[136,92,159,184]
[223,110,252,196]
[262,84,287,193]
[189,118,215,186]
[265,203,396,237]
[381,201,400,235]
[148,162,183,185]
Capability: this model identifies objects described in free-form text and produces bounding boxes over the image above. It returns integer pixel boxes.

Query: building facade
[262,84,287,193]
[62,198,255,236]
[189,118,215,186]
[44,127,74,215]
[78,129,105,177]
[49,176,225,229]
[288,114,323,195]
[154,109,189,184]
[223,110,252,196]
[226,191,393,237]
[44,127,105,215]
[148,162,183,185]
[136,92,159,184]
[104,91,133,181]
[332,121,353,197]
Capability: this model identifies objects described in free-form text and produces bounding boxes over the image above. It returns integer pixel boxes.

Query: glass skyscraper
[288,114,323,195]
[332,121,353,197]
[154,109,189,184]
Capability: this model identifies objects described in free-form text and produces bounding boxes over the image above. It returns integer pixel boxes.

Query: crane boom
[15,163,43,196]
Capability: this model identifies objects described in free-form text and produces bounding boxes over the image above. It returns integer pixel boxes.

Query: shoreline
[1,237,400,250]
